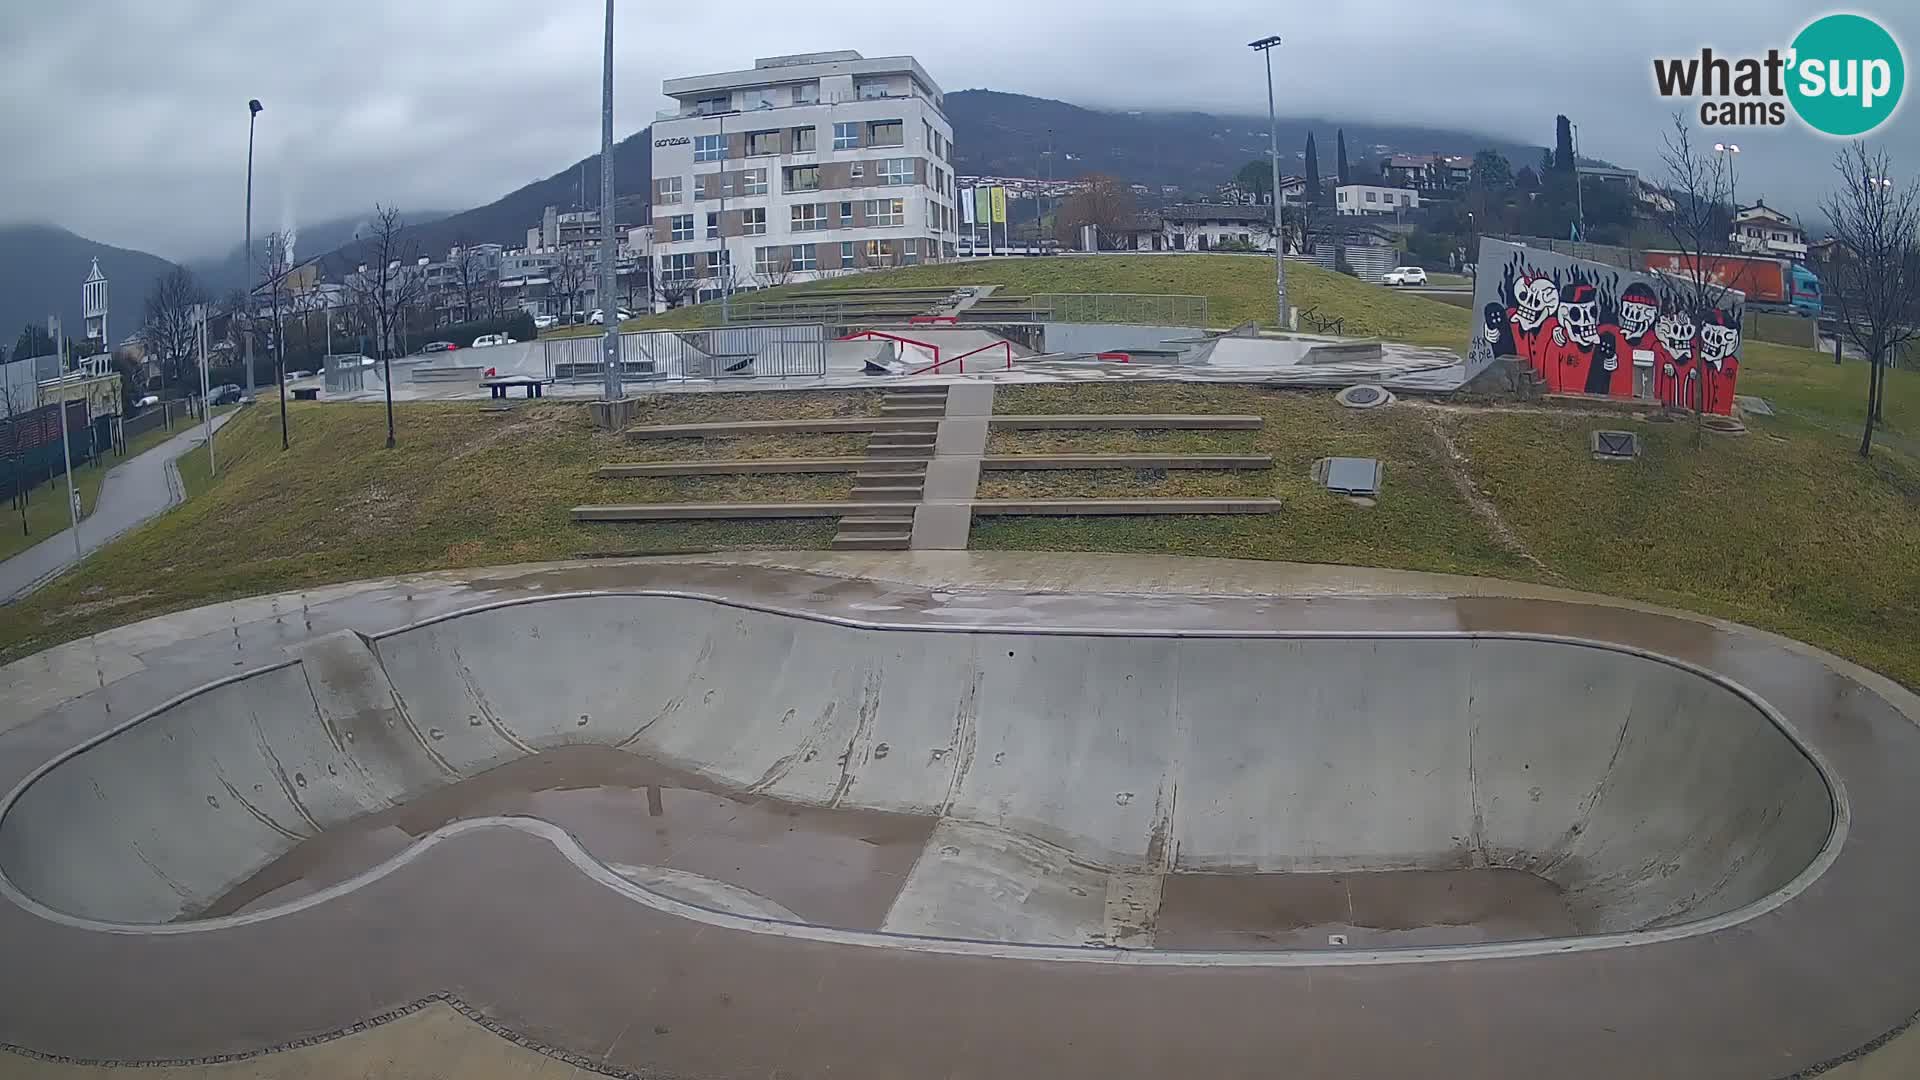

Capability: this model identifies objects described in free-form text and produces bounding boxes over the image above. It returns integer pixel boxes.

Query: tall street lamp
[1714,142,1741,246]
[244,99,262,401]
[1249,35,1288,330]
[598,0,623,408]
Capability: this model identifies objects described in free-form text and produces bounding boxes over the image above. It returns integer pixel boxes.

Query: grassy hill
[620,255,1472,347]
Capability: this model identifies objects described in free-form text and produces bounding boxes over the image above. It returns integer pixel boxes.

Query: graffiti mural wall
[1469,238,1744,413]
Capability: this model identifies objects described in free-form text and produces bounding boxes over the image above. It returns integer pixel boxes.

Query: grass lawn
[611,256,1471,348]
[1736,341,1914,440]
[0,399,848,661]
[0,412,198,562]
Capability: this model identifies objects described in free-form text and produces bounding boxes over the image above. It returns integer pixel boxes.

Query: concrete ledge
[971,498,1282,516]
[980,454,1273,471]
[625,417,935,439]
[989,414,1263,431]
[597,458,867,477]
[572,501,920,521]
[589,397,647,432]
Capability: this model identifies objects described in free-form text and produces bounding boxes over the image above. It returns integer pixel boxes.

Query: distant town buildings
[1730,200,1808,259]
[1379,154,1472,191]
[649,50,956,301]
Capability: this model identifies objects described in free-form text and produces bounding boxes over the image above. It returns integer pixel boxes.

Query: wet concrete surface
[1,554,1918,1078]
[1156,869,1576,949]
[198,745,932,928]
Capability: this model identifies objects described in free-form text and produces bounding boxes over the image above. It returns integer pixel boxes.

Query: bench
[291,386,320,400]
[481,375,554,399]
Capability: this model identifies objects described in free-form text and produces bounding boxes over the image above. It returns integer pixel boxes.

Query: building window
[850,161,863,179]
[856,80,888,100]
[867,120,904,147]
[784,165,819,192]
[789,244,817,272]
[865,198,904,226]
[694,134,724,162]
[794,82,819,104]
[660,253,695,281]
[833,122,858,150]
[747,130,779,156]
[670,215,693,242]
[658,177,682,204]
[880,158,911,186]
[1365,191,1377,203]
[706,212,720,239]
[864,239,893,265]
[791,204,826,232]
[792,126,816,153]
[741,207,766,235]
[695,95,728,114]
[754,246,784,276]
[841,241,855,267]
[1338,190,1347,202]
[741,168,767,196]
[839,201,854,226]
[923,121,934,149]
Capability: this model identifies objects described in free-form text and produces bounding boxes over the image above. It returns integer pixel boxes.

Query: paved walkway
[0,412,232,602]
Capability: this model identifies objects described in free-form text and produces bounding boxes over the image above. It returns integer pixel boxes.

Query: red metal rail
[1096,351,1132,363]
[839,329,940,373]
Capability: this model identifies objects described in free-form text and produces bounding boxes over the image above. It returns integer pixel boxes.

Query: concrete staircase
[832,385,948,551]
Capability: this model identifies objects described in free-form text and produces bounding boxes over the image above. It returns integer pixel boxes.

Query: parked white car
[1381,266,1429,286]
[532,315,558,330]
[471,333,518,348]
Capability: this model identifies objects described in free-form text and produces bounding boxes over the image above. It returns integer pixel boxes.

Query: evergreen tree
[1304,133,1321,198]
[1555,115,1576,173]
[1336,129,1350,185]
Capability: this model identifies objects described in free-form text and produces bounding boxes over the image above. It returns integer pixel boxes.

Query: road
[0,410,232,602]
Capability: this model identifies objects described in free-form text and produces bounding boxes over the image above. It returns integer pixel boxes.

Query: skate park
[2,552,1919,1079]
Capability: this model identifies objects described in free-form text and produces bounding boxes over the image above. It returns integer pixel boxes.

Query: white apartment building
[1334,184,1420,216]
[650,51,957,303]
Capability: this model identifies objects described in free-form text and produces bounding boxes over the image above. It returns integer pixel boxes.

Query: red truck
[1641,251,1823,316]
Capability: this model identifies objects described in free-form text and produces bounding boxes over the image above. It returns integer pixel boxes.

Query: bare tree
[256,230,295,450]
[1053,174,1140,249]
[1655,114,1749,441]
[454,240,495,325]
[1820,142,1920,458]
[139,266,206,392]
[344,205,425,449]
[549,249,590,323]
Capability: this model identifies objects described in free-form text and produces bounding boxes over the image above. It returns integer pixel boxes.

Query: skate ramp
[0,594,1834,949]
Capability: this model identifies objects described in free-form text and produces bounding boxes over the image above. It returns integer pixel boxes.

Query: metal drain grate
[1591,430,1639,461]
[1324,457,1382,496]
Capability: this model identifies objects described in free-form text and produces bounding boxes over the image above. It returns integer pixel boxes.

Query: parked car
[1381,266,1428,286]
[422,341,458,354]
[207,384,244,405]
[532,314,558,330]
[587,308,634,325]
[471,333,518,348]
[135,394,160,409]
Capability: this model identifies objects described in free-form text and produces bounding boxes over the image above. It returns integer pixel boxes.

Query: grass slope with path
[0,415,200,563]
[596,255,1471,348]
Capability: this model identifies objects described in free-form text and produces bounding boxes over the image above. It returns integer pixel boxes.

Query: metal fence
[1304,245,1397,283]
[119,400,193,443]
[543,324,830,384]
[1022,293,1211,326]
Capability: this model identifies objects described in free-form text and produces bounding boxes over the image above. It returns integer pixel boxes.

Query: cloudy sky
[3,1,1912,260]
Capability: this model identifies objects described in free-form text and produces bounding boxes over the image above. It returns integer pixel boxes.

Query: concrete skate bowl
[0,593,1840,962]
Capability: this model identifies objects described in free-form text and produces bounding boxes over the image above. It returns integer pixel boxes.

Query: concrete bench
[290,387,320,401]
[481,375,555,399]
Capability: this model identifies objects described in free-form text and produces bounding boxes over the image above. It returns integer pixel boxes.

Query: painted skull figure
[1515,276,1558,330]
[1618,283,1659,340]
[1698,309,1740,368]
[1655,310,1696,361]
[1556,284,1601,347]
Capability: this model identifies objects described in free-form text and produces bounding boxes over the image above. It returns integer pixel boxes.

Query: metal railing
[1021,293,1211,327]
[542,324,829,384]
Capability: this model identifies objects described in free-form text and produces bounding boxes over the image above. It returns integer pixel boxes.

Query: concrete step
[988,414,1264,431]
[598,457,865,478]
[851,485,923,502]
[884,384,950,397]
[835,515,915,533]
[878,404,948,417]
[573,501,919,521]
[976,454,1274,471]
[870,433,937,447]
[865,444,936,459]
[830,533,913,551]
[855,463,927,479]
[969,498,1283,516]
[625,417,936,440]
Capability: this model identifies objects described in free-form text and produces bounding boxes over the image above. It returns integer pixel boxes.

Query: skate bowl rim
[0,588,1849,967]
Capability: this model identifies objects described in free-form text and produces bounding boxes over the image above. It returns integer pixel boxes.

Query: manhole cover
[1324,457,1382,495]
[1336,384,1394,409]
[1590,430,1639,461]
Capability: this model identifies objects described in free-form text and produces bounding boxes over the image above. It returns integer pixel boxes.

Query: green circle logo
[1788,14,1905,136]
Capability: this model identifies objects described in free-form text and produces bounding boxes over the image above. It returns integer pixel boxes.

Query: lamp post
[1249,35,1288,330]
[598,0,623,407]
[1571,121,1586,241]
[1714,142,1741,247]
[243,99,262,401]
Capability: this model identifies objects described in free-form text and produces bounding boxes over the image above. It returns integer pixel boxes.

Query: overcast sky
[3,1,1912,260]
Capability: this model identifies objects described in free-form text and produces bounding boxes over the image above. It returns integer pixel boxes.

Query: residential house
[1335,184,1419,216]
[1731,200,1808,259]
